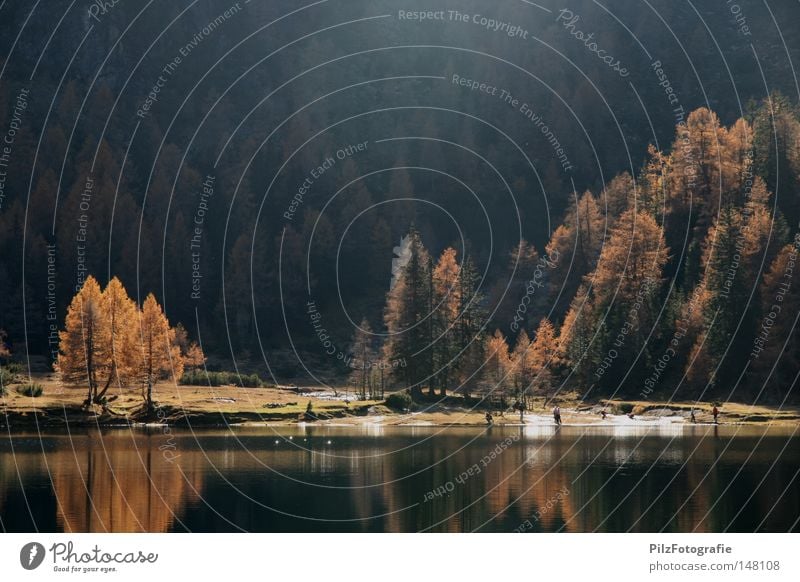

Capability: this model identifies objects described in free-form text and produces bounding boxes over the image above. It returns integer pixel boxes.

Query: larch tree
[601,172,636,224]
[172,322,206,371]
[545,190,604,317]
[481,330,511,404]
[589,209,668,393]
[56,276,110,406]
[529,318,560,401]
[96,277,138,402]
[136,294,182,410]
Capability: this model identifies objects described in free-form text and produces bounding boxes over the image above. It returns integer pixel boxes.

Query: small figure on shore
[690,409,696,423]
[485,412,494,425]
[712,405,719,424]
[553,405,562,425]
[600,408,607,420]
[627,412,635,420]
[515,400,526,423]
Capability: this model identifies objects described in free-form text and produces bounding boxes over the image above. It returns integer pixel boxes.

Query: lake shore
[2,374,799,429]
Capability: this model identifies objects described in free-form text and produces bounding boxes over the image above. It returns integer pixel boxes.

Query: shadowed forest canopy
[1,0,799,405]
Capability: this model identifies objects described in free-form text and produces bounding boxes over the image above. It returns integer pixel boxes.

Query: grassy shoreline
[2,374,799,428]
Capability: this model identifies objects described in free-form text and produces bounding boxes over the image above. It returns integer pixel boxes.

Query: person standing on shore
[712,405,719,424]
[553,405,562,425]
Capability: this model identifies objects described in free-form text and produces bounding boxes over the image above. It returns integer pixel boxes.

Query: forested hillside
[0,0,799,403]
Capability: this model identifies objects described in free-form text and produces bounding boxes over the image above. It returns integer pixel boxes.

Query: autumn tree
[480,330,511,405]
[95,277,138,402]
[589,209,668,393]
[172,322,206,371]
[56,276,110,406]
[135,294,182,410]
[545,191,604,317]
[528,318,560,400]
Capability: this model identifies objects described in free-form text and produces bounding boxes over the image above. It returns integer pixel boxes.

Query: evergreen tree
[432,247,461,396]
[383,228,432,397]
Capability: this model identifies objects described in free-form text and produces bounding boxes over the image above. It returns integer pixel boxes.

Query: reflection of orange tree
[55,275,205,409]
[50,433,204,533]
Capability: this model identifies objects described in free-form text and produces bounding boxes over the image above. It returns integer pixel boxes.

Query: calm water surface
[0,424,797,532]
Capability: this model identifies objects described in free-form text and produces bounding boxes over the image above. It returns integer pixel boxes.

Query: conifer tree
[136,294,182,410]
[432,247,461,396]
[383,228,432,397]
[96,277,138,402]
[529,318,560,399]
[481,330,511,403]
[56,276,110,405]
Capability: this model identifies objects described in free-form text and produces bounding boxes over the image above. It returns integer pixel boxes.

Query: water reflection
[0,425,797,532]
